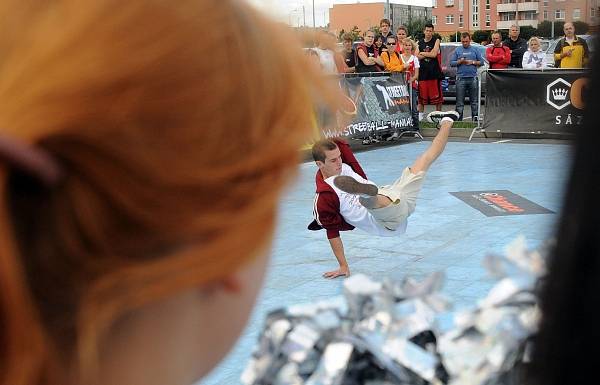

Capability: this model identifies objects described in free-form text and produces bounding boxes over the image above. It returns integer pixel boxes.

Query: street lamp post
[313,0,316,28]
[303,5,306,27]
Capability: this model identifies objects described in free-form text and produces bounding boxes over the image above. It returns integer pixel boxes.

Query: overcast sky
[248,0,433,27]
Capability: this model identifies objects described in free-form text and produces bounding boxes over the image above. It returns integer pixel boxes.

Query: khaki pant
[367,167,425,230]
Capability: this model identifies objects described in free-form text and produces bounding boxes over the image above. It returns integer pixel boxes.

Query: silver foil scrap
[242,236,546,385]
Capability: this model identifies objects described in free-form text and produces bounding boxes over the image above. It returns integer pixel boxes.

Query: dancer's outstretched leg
[333,111,459,209]
[410,110,459,174]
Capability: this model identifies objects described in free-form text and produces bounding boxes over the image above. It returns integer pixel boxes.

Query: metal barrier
[468,74,485,141]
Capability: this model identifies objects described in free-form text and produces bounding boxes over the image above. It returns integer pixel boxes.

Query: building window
[502,12,516,21]
[592,7,597,18]
[555,9,565,20]
[520,11,536,20]
[472,0,479,27]
[459,0,463,12]
[543,10,548,20]
[446,14,454,24]
[486,14,490,27]
[486,0,490,10]
[459,14,464,27]
[445,0,454,6]
[543,0,548,6]
[432,15,437,25]
[573,8,581,20]
[433,0,437,8]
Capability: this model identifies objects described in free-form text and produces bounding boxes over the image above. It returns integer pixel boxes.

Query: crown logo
[552,88,568,100]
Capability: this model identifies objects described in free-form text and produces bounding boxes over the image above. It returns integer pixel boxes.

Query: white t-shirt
[324,164,407,237]
[313,47,337,74]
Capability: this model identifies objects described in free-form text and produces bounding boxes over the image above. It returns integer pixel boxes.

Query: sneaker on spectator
[426,111,459,128]
[386,131,399,141]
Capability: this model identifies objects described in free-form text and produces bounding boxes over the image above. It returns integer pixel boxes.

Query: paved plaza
[202,138,570,385]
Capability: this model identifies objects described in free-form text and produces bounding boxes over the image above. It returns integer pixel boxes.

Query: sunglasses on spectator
[386,42,396,45]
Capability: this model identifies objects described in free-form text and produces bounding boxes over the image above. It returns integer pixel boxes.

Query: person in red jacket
[308,110,459,278]
[486,31,511,69]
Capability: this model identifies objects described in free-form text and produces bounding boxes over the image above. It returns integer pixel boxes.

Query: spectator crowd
[308,19,590,126]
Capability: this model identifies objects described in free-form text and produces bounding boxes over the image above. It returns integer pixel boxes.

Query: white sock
[419,112,424,121]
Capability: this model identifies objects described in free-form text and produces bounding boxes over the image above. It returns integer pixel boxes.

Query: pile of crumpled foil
[241,236,547,385]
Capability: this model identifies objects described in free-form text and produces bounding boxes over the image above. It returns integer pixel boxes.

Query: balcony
[497,19,538,29]
[518,2,539,12]
[497,1,539,13]
[497,3,517,12]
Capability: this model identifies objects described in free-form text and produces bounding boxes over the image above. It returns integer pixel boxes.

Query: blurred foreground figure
[529,36,597,385]
[0,1,321,385]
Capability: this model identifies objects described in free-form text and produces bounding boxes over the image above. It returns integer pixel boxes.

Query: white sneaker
[426,111,460,128]
[386,131,399,141]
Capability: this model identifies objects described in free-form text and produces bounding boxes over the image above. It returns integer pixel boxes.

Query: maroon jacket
[307,139,367,239]
[486,45,511,69]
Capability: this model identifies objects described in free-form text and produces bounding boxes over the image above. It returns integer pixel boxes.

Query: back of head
[0,1,320,384]
[529,32,599,385]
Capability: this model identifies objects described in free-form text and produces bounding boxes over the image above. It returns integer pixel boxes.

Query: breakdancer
[309,110,459,278]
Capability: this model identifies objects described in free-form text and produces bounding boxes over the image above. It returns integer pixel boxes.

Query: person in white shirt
[311,110,460,279]
[313,31,338,74]
[522,36,548,69]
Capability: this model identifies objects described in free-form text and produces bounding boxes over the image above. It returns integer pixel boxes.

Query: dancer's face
[317,147,343,178]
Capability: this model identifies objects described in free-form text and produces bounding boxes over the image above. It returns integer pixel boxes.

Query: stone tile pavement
[200,139,570,385]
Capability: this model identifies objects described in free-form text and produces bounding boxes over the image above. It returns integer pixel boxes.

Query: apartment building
[432,0,600,35]
[329,1,431,35]
[538,0,600,26]
[431,0,499,34]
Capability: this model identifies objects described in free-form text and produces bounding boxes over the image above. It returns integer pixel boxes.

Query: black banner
[483,69,590,134]
[317,73,413,139]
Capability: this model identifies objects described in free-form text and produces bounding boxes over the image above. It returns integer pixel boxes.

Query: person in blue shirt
[450,32,484,121]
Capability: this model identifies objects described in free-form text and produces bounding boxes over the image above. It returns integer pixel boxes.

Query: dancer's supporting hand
[323,265,350,279]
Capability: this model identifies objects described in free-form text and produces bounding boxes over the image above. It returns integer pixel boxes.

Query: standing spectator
[379,18,393,43]
[503,24,527,68]
[417,23,444,121]
[450,32,484,121]
[553,22,590,68]
[381,36,404,73]
[355,30,384,73]
[400,38,421,133]
[314,31,338,74]
[522,36,548,69]
[486,31,511,69]
[395,25,408,54]
[336,33,356,73]
[374,35,385,55]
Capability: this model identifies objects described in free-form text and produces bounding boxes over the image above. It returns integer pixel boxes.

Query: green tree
[339,26,362,42]
[471,30,491,44]
[447,31,461,42]
[573,21,589,34]
[405,18,433,40]
[518,25,537,40]
[537,20,564,38]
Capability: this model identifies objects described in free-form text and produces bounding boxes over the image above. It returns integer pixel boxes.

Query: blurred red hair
[0,1,322,384]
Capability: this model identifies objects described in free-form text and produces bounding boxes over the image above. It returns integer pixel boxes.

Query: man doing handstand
[308,111,459,278]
